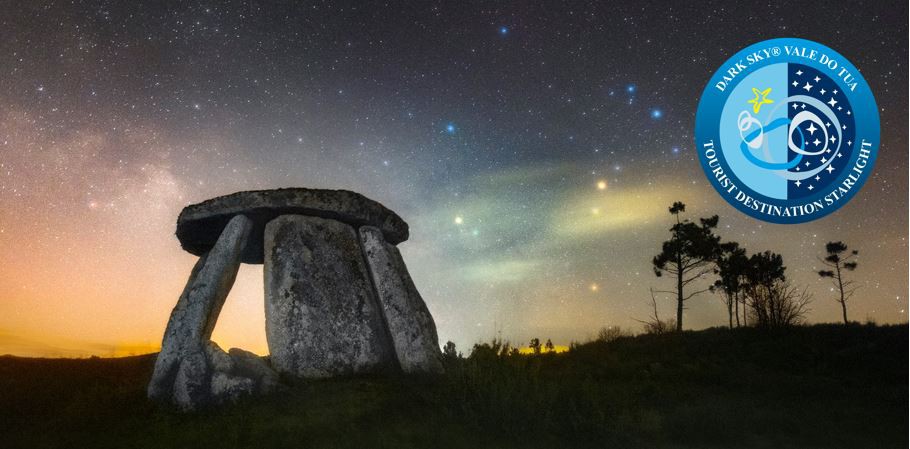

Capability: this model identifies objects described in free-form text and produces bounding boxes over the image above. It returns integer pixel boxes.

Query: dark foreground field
[0,324,907,449]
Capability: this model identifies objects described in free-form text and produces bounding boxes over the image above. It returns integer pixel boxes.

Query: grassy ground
[0,324,906,449]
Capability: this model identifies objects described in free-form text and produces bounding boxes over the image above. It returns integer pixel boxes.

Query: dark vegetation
[1,324,906,449]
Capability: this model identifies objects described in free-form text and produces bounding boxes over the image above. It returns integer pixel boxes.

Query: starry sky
[0,1,906,357]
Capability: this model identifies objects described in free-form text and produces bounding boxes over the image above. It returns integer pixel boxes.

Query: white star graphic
[802,82,813,92]
[813,76,821,82]
[830,135,836,143]
[792,80,799,87]
[808,185,814,191]
[796,70,803,76]
[827,97,838,108]
[847,140,853,146]
[813,138,822,146]
[795,180,802,187]
[833,89,838,94]
[820,88,827,95]
[792,103,799,110]
[826,165,835,173]
[806,123,818,135]
[815,175,821,181]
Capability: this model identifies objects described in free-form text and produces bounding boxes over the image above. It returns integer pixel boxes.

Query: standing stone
[148,214,253,410]
[264,215,395,377]
[360,226,444,374]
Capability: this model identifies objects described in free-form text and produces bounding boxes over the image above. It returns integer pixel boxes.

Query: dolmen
[148,188,443,411]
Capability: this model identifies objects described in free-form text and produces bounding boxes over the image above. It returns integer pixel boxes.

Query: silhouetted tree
[443,341,459,359]
[544,339,554,353]
[652,202,720,331]
[746,281,813,327]
[529,338,541,355]
[711,241,749,328]
[818,241,859,325]
[743,251,788,327]
[635,287,676,335]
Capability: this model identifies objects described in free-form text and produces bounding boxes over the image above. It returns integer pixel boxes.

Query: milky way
[0,1,906,356]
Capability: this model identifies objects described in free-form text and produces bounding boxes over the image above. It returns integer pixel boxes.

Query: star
[820,88,826,95]
[597,180,607,190]
[747,87,773,113]
[792,80,799,87]
[808,184,815,190]
[499,26,508,35]
[813,138,822,146]
[795,180,802,187]
[830,135,836,143]
[650,108,663,119]
[826,165,836,173]
[827,97,838,107]
[802,82,813,92]
[454,216,463,225]
[796,70,803,76]
[445,123,456,134]
[815,175,821,181]
[806,123,818,135]
[813,76,821,82]
[792,103,799,110]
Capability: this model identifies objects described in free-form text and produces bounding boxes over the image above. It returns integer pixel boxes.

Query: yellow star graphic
[747,87,774,114]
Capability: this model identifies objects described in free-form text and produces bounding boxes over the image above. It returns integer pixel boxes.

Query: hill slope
[0,324,906,449]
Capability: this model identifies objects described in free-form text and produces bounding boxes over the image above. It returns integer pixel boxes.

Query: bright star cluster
[0,1,905,356]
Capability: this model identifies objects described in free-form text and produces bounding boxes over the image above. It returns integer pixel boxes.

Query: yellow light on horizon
[454,216,464,225]
[590,283,599,292]
[518,344,570,354]
[596,180,607,190]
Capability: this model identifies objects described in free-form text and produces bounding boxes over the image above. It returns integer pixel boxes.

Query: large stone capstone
[176,188,409,264]
[150,188,443,411]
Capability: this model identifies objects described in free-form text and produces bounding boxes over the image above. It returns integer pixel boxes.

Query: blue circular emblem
[695,38,879,224]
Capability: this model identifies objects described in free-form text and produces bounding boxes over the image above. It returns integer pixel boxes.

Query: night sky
[1,1,906,356]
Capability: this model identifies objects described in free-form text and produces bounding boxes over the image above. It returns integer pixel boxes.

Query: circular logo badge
[695,38,879,224]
